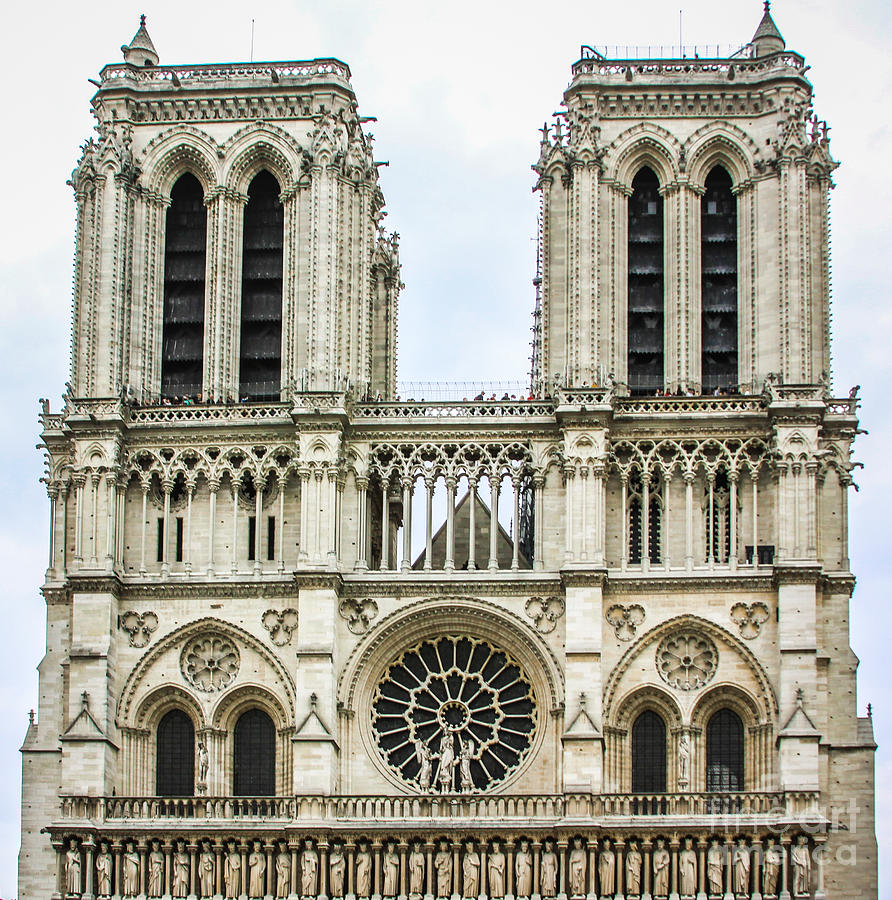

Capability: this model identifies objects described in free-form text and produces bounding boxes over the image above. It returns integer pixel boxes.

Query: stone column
[84,839,96,900]
[488,475,500,571]
[531,843,541,900]
[467,477,478,570]
[112,842,123,900]
[424,479,434,571]
[290,841,300,899]
[298,469,311,563]
[533,474,546,570]
[105,473,117,571]
[614,841,624,900]
[230,481,239,575]
[642,841,652,900]
[777,838,790,900]
[189,843,198,899]
[320,842,330,900]
[214,842,224,899]
[374,841,383,900]
[185,480,195,575]
[355,476,369,570]
[669,841,678,900]
[425,842,434,900]
[750,839,761,900]
[729,471,739,570]
[253,476,264,576]
[452,842,460,900]
[683,471,694,571]
[511,475,522,570]
[564,468,575,563]
[164,841,174,898]
[206,480,218,576]
[696,840,706,900]
[444,477,456,572]
[401,478,413,572]
[89,471,100,567]
[723,838,733,900]
[380,479,390,570]
[619,473,628,570]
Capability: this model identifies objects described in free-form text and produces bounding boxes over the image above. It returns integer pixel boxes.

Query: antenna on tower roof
[250,18,255,62]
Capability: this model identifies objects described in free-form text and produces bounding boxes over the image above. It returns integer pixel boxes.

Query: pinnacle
[121,13,159,67]
[751,0,785,53]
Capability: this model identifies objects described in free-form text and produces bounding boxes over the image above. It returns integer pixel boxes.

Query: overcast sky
[1,0,889,895]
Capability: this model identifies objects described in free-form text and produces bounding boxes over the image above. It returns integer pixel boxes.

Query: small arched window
[631,710,667,793]
[161,173,207,400]
[156,709,195,796]
[239,170,284,401]
[700,166,738,393]
[706,707,744,791]
[233,708,275,795]
[627,167,664,395]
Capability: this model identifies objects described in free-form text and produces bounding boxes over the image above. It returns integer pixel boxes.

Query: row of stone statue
[61,834,814,900]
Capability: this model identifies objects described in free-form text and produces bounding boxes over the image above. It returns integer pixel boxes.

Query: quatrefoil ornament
[605,603,646,641]
[730,602,770,639]
[524,596,565,634]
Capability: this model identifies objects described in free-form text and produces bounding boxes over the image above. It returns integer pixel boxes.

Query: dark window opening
[161,173,207,399]
[175,517,184,562]
[239,171,284,401]
[628,472,663,565]
[248,516,256,561]
[706,471,733,564]
[706,708,744,791]
[628,167,664,395]
[156,518,164,563]
[233,708,275,795]
[701,166,738,392]
[267,516,276,561]
[156,709,195,796]
[632,709,667,793]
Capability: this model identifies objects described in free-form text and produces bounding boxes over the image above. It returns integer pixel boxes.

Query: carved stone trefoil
[524,597,565,634]
[181,635,240,692]
[730,601,770,639]
[338,598,379,635]
[119,611,159,648]
[262,608,299,646]
[656,631,718,691]
[605,603,645,641]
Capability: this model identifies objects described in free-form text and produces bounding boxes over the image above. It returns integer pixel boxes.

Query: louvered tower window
[628,471,663,565]
[627,167,664,395]
[233,708,275,795]
[701,166,738,392]
[631,710,667,792]
[239,171,284,401]
[706,708,744,791]
[156,709,195,796]
[161,174,207,399]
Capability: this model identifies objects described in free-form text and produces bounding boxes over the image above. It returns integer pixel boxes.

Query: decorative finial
[579,692,587,709]
[867,702,872,718]
[310,692,318,710]
[140,13,146,25]
[28,709,35,725]
[795,686,804,706]
[764,0,770,12]
[81,690,90,709]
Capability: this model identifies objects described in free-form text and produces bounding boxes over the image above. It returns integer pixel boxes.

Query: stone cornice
[340,575,562,598]
[604,573,776,594]
[773,563,823,586]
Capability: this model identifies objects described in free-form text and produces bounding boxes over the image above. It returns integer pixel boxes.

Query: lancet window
[156,709,195,796]
[628,471,662,565]
[161,174,207,400]
[704,470,733,565]
[233,708,275,795]
[700,166,738,392]
[239,171,284,401]
[627,167,664,395]
[631,710,667,793]
[706,708,744,791]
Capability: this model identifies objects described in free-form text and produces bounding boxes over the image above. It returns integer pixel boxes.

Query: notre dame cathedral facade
[19,7,877,900]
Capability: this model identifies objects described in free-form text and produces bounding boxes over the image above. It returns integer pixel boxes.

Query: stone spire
[751,0,786,57]
[121,14,159,67]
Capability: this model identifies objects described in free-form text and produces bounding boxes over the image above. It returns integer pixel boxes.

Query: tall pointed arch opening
[700,166,738,392]
[161,173,207,400]
[627,167,665,395]
[239,170,284,401]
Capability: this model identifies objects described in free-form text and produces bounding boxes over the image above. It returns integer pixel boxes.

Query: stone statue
[225,841,242,899]
[174,841,190,898]
[678,838,697,897]
[462,840,480,898]
[249,841,266,898]
[200,841,216,899]
[763,838,782,896]
[568,838,585,898]
[415,739,433,791]
[409,841,425,897]
[540,839,557,899]
[733,839,750,895]
[434,840,452,899]
[597,838,615,897]
[383,842,400,898]
[356,841,373,899]
[652,839,670,897]
[329,842,345,899]
[198,740,209,782]
[791,836,811,896]
[625,840,642,895]
[488,841,506,899]
[148,841,164,898]
[706,839,723,895]
[514,840,532,899]
[458,738,475,792]
[301,839,319,898]
[123,842,140,898]
[95,842,112,897]
[437,732,457,792]
[65,839,82,897]
[678,732,690,787]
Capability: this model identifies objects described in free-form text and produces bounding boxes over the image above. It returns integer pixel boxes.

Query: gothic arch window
[627,167,664,395]
[628,471,663,565]
[700,166,738,392]
[239,170,284,401]
[161,173,207,400]
[156,708,195,796]
[704,470,733,564]
[706,707,744,791]
[631,710,667,793]
[233,707,275,795]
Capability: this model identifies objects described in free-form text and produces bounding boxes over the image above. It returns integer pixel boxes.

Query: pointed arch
[685,123,759,190]
[222,125,300,196]
[141,126,220,198]
[607,124,681,189]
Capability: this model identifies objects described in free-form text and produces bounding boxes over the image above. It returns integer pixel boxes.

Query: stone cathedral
[19,8,878,900]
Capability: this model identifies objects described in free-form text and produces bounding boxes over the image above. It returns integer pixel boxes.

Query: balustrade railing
[99,59,352,87]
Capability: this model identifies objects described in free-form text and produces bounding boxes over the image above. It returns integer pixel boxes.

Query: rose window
[656,631,718,691]
[371,636,536,792]
[180,635,240,692]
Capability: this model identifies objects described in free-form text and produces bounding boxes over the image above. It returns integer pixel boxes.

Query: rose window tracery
[656,631,718,691]
[371,636,536,792]
[180,635,240,692]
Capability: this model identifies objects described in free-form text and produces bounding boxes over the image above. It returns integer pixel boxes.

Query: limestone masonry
[20,8,877,900]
